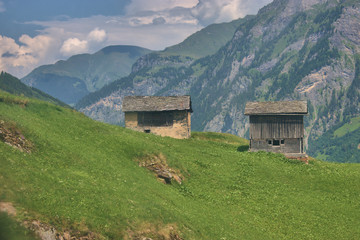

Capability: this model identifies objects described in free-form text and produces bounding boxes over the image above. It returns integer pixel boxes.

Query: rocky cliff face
[78,0,360,152]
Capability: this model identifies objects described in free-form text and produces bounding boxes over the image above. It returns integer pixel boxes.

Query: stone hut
[244,100,308,156]
[122,96,192,139]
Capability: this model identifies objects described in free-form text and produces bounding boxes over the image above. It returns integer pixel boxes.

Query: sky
[0,0,273,78]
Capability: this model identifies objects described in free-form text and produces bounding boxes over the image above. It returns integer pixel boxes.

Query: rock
[138,153,183,184]
[0,121,33,153]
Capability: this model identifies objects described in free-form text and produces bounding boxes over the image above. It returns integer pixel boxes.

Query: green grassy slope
[334,117,360,137]
[1,92,360,239]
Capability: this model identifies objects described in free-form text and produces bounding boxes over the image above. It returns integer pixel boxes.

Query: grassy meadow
[334,117,360,137]
[1,90,360,239]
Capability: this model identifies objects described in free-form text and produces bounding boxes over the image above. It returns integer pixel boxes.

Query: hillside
[0,71,68,108]
[21,45,152,105]
[76,0,360,163]
[1,91,360,239]
[308,116,360,162]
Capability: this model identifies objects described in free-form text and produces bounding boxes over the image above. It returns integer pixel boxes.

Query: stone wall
[125,110,191,139]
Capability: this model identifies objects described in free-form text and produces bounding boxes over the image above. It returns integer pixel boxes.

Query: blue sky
[0,0,272,78]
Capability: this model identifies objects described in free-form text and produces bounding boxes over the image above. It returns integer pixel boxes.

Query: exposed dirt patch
[0,201,104,240]
[137,153,183,184]
[23,220,104,240]
[0,120,33,153]
[0,202,17,217]
[284,154,312,164]
[125,223,183,240]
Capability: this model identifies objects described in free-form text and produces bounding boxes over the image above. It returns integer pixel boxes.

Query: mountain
[21,45,152,105]
[76,0,360,162]
[1,90,360,239]
[162,17,252,58]
[0,71,68,108]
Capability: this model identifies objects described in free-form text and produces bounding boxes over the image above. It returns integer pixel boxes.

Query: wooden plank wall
[249,115,304,139]
[250,139,302,153]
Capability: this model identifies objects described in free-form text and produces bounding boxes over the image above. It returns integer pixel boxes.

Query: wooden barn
[122,96,192,139]
[244,101,308,155]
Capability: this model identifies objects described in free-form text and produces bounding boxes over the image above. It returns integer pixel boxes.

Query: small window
[267,140,272,145]
[144,129,151,133]
[281,139,285,145]
[273,140,280,146]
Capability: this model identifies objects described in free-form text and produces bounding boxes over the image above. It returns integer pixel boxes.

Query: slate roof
[122,96,192,112]
[244,100,308,115]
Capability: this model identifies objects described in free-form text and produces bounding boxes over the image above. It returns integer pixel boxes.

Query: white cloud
[105,21,201,50]
[59,28,107,57]
[125,0,273,26]
[152,17,166,25]
[60,38,88,56]
[88,28,107,42]
[30,14,201,50]
[0,34,55,77]
[191,0,273,25]
[0,1,5,12]
[125,0,197,14]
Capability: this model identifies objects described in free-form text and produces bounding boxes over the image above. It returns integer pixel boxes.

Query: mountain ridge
[0,71,68,108]
[162,17,252,58]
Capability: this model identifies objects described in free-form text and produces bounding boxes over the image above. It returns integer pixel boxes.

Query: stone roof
[122,96,192,112]
[244,100,308,115]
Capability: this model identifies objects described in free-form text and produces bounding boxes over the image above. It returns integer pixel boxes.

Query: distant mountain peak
[21,45,152,105]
